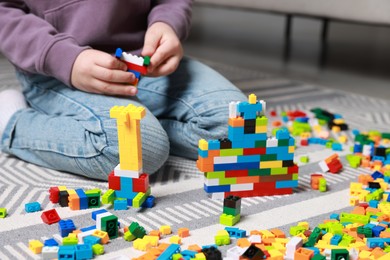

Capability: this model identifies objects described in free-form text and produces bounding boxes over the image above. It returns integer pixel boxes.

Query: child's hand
[71,49,138,96]
[142,22,183,77]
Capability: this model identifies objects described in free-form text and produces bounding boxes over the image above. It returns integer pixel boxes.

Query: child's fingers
[149,42,176,71]
[92,66,135,84]
[95,53,128,71]
[149,55,180,76]
[90,78,138,96]
[142,30,160,57]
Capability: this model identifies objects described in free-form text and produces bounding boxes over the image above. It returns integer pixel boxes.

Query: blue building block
[75,189,88,210]
[329,213,339,220]
[44,238,59,247]
[198,148,209,158]
[58,245,76,260]
[75,244,93,260]
[369,200,379,208]
[237,155,260,163]
[275,180,298,189]
[228,126,244,141]
[237,102,262,119]
[208,140,220,150]
[80,225,96,233]
[83,235,101,245]
[115,48,123,58]
[352,129,360,136]
[330,235,342,245]
[141,195,155,208]
[25,202,41,213]
[114,199,128,210]
[371,171,384,180]
[92,209,107,220]
[295,117,309,123]
[276,128,290,139]
[59,219,76,237]
[202,244,218,250]
[181,250,197,258]
[353,143,362,153]
[367,238,385,248]
[225,227,246,238]
[331,143,343,151]
[128,69,141,79]
[204,184,230,193]
[372,225,386,237]
[372,156,385,163]
[157,243,180,260]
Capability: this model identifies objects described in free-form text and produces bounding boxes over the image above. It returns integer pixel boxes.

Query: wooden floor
[185,5,390,100]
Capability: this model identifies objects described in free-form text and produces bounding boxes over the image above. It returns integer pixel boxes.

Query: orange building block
[187,244,202,252]
[178,228,190,238]
[236,238,251,248]
[270,228,286,238]
[294,248,314,260]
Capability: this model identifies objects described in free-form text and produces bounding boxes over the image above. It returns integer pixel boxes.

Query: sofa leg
[283,14,293,62]
[319,18,329,67]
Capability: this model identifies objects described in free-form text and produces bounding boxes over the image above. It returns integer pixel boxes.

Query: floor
[184,5,390,100]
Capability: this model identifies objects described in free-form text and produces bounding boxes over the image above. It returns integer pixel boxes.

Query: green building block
[331,249,349,260]
[205,171,225,179]
[143,56,150,66]
[304,227,322,247]
[300,156,309,163]
[220,213,240,226]
[85,189,101,208]
[340,212,369,225]
[215,231,230,246]
[101,214,118,239]
[318,178,327,192]
[0,208,7,218]
[133,187,151,208]
[289,226,306,236]
[92,244,104,255]
[220,148,243,156]
[129,222,146,239]
[255,140,267,148]
[101,189,116,204]
[172,254,184,260]
[62,237,78,245]
[277,139,289,146]
[223,206,240,216]
[124,230,136,241]
[346,155,362,168]
[270,167,288,175]
[219,177,237,185]
[256,116,268,126]
[312,254,326,260]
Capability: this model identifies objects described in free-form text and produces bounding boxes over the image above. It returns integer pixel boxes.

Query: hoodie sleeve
[148,0,193,41]
[0,1,88,87]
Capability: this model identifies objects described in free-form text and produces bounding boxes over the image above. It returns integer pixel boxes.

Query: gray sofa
[194,0,390,65]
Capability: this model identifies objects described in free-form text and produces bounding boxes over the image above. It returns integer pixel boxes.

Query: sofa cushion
[195,0,390,25]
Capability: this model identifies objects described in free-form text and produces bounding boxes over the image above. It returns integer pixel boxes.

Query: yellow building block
[29,240,43,254]
[271,242,286,254]
[143,235,159,246]
[274,238,289,245]
[350,198,359,206]
[297,222,309,230]
[199,139,208,151]
[195,253,206,259]
[58,186,67,191]
[350,182,363,196]
[169,235,181,244]
[110,104,145,171]
[255,125,267,133]
[338,135,348,144]
[300,132,311,139]
[248,93,257,104]
[92,230,109,244]
[268,249,284,258]
[133,238,152,251]
[321,232,334,244]
[159,225,172,235]
[260,161,283,169]
[378,203,390,215]
[288,146,295,153]
[260,230,275,238]
[359,250,372,259]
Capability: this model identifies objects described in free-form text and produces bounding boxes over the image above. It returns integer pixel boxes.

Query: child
[0,1,247,180]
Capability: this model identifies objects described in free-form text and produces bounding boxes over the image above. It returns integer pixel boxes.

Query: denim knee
[76,120,171,180]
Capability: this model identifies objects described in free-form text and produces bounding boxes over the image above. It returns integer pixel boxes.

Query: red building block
[41,209,61,225]
[133,173,149,193]
[108,171,121,190]
[49,186,59,203]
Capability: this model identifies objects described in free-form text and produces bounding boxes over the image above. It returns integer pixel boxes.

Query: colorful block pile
[197,94,299,199]
[107,104,153,209]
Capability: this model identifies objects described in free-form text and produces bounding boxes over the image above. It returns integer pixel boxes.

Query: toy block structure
[115,48,150,86]
[49,186,100,210]
[220,195,241,226]
[107,104,152,208]
[319,153,343,173]
[197,94,299,199]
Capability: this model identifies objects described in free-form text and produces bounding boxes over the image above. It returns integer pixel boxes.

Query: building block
[29,240,43,254]
[42,246,59,260]
[25,202,41,213]
[75,244,93,260]
[197,94,298,198]
[59,219,76,237]
[0,208,7,218]
[41,209,61,225]
[92,244,104,255]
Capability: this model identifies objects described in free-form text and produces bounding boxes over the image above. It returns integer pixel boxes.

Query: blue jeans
[1,58,247,180]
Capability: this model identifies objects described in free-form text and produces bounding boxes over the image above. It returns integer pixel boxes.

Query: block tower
[115,48,149,86]
[197,94,299,199]
[107,104,152,208]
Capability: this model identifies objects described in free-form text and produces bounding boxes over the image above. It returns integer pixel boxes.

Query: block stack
[197,94,299,199]
[107,104,152,208]
[220,195,241,226]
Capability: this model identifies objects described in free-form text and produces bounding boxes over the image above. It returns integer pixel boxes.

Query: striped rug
[0,56,389,259]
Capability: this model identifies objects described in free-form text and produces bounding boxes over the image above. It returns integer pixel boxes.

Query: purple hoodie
[0,0,193,86]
